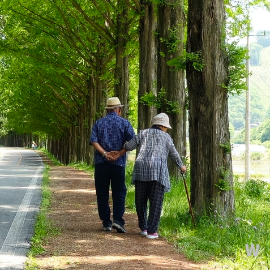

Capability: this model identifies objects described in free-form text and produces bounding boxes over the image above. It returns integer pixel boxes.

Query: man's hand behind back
[106,151,120,161]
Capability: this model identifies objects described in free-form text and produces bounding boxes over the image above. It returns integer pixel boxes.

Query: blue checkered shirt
[124,127,184,191]
[90,112,135,167]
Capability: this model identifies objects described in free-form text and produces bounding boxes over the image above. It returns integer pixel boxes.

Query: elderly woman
[122,113,186,239]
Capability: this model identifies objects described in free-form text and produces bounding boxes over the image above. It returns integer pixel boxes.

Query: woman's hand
[180,165,186,173]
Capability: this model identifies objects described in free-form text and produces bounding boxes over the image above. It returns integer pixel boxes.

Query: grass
[39,148,62,166]
[125,160,270,269]
[25,165,60,270]
[166,177,270,269]
[69,160,95,176]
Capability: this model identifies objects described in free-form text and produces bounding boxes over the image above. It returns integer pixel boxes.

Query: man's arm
[92,142,108,158]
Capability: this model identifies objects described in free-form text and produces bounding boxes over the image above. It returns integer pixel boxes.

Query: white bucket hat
[105,97,124,109]
[152,113,172,129]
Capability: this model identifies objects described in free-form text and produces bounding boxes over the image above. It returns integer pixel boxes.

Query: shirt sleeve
[168,142,184,168]
[89,123,98,145]
[125,122,135,142]
[124,134,140,151]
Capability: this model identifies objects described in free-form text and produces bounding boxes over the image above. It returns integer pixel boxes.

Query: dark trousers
[94,162,126,227]
[135,180,165,234]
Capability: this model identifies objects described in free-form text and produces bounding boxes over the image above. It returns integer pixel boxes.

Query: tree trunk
[86,75,97,165]
[138,0,157,130]
[114,4,130,119]
[157,0,186,178]
[186,0,234,215]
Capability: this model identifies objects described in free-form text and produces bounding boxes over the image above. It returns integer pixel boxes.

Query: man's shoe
[146,232,158,239]
[102,226,112,231]
[112,222,127,233]
[140,230,147,236]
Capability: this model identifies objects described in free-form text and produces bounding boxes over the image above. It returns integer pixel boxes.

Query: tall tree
[138,0,158,130]
[157,0,186,177]
[186,0,234,215]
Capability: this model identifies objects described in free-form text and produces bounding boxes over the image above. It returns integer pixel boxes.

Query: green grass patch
[125,161,136,211]
[69,161,95,176]
[125,160,270,269]
[39,148,62,166]
[25,165,60,269]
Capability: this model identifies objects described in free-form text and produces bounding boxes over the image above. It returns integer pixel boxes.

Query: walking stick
[181,171,196,228]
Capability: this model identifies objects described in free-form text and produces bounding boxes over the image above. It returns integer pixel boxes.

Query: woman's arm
[110,136,139,161]
[92,142,115,161]
[168,143,186,172]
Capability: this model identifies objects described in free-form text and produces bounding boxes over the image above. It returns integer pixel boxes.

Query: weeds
[69,161,94,176]
[25,165,60,269]
[40,148,62,166]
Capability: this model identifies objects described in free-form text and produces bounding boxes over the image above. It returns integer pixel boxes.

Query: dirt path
[35,153,207,270]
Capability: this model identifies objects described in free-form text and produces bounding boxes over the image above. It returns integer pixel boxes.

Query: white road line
[17,152,23,166]
[0,165,44,268]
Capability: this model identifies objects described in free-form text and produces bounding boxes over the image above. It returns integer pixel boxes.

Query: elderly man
[90,97,135,233]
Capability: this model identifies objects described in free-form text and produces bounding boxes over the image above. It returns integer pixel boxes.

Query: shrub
[244,179,265,198]
[251,152,264,160]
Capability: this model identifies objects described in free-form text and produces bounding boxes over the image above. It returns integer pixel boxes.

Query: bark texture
[138,0,158,130]
[157,0,186,178]
[114,5,130,119]
[186,0,234,215]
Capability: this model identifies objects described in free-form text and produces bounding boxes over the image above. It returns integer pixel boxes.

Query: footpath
[34,152,207,270]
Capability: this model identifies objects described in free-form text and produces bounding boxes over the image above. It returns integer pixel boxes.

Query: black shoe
[112,222,127,233]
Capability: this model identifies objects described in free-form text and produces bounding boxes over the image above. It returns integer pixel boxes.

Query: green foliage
[232,130,245,144]
[243,118,270,144]
[229,60,270,134]
[128,57,139,129]
[220,142,232,154]
[140,88,181,114]
[215,167,231,191]
[215,179,231,191]
[69,161,94,175]
[0,0,136,137]
[41,149,62,166]
[159,27,181,54]
[225,0,251,38]
[250,42,263,66]
[167,51,204,71]
[0,116,8,136]
[127,173,270,268]
[224,42,248,95]
[27,165,60,259]
[261,125,270,142]
[125,160,136,211]
[251,152,264,160]
[262,140,270,148]
[245,179,266,198]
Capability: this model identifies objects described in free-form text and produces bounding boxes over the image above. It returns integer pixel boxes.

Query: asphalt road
[0,147,44,270]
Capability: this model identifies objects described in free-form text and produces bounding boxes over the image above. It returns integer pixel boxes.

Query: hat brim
[105,104,124,109]
[152,122,172,129]
[162,124,172,129]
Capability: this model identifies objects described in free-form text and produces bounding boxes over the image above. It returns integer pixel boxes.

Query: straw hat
[105,97,124,109]
[152,113,172,129]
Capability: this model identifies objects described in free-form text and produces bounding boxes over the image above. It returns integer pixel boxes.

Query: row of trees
[0,0,269,215]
